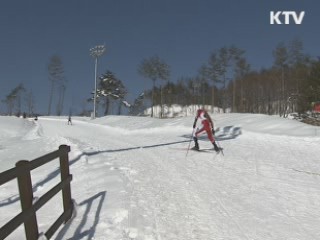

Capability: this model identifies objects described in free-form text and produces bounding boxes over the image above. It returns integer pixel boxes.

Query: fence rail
[0,145,73,240]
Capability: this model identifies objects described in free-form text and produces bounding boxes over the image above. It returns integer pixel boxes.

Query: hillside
[0,113,319,240]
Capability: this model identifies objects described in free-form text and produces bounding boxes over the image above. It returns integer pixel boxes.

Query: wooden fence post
[16,160,39,240]
[59,145,73,223]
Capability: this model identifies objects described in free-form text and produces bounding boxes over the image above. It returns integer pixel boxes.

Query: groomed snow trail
[1,115,319,240]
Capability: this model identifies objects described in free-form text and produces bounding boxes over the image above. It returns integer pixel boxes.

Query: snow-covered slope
[0,114,319,240]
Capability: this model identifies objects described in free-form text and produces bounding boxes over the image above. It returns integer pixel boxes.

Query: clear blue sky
[1,0,319,115]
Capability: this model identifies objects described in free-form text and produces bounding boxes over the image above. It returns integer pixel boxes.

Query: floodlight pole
[93,56,98,119]
[90,45,106,119]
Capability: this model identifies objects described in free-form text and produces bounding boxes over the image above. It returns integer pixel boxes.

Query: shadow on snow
[181,125,242,141]
[55,191,107,240]
[0,125,241,216]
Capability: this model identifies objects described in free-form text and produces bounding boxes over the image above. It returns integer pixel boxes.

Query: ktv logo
[270,11,305,24]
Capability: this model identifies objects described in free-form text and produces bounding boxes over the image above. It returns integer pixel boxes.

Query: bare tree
[56,84,66,116]
[47,55,66,115]
[25,90,35,116]
[273,42,289,117]
[234,58,250,112]
[138,55,170,117]
[203,46,246,112]
[200,53,222,111]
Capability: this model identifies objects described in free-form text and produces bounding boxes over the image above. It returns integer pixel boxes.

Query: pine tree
[3,83,25,116]
[97,71,127,115]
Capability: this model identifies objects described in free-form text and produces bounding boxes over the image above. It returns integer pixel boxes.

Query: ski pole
[216,140,224,156]
[186,128,195,157]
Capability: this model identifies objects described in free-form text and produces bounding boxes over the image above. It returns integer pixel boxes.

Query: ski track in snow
[0,115,320,240]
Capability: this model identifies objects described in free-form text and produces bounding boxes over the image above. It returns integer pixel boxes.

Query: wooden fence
[0,145,73,240]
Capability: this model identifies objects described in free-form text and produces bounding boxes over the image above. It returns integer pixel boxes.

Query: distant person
[68,116,72,125]
[192,109,220,152]
[34,115,38,121]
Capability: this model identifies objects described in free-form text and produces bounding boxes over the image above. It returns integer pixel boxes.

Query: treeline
[1,83,35,117]
[1,55,66,117]
[140,40,320,117]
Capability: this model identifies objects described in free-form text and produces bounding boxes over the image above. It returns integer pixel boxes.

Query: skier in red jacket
[192,109,220,152]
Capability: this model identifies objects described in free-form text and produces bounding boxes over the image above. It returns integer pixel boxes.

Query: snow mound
[0,116,37,140]
[89,113,319,137]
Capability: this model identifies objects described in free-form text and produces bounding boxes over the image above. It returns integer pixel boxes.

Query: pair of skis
[190,146,224,156]
[185,129,224,157]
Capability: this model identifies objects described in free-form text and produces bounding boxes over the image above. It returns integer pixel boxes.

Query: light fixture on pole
[90,44,106,119]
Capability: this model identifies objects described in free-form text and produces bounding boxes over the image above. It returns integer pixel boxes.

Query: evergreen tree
[2,83,25,116]
[129,92,145,115]
[97,71,127,115]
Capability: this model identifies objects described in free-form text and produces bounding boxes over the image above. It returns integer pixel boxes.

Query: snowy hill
[0,113,320,240]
